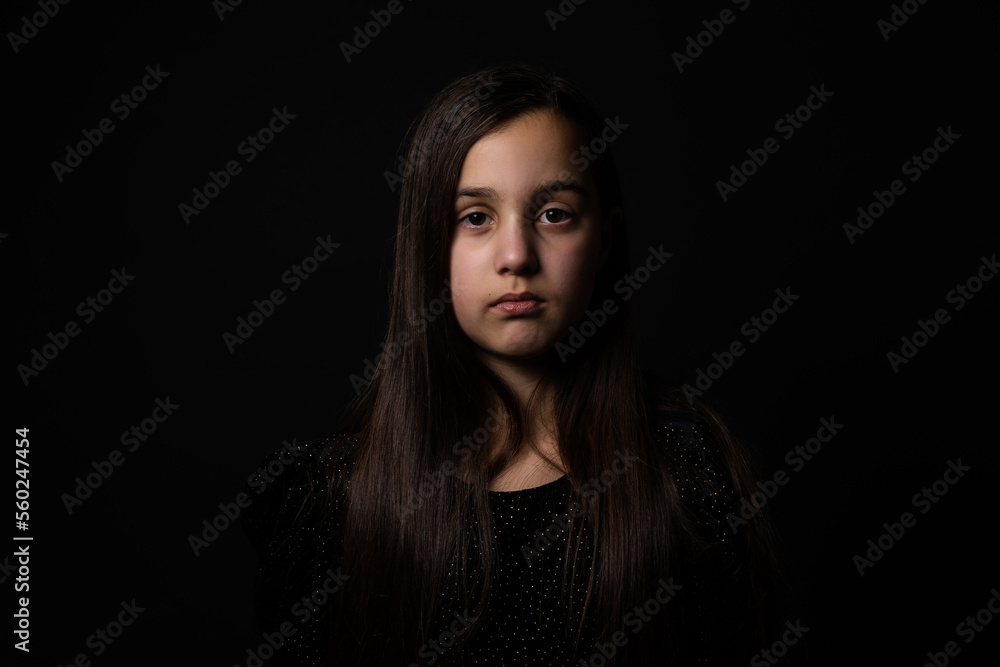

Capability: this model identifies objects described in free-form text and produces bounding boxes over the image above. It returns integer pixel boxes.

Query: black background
[7,0,998,665]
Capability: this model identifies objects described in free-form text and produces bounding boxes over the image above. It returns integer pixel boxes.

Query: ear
[597,206,621,271]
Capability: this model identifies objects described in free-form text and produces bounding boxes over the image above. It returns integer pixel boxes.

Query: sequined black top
[241,410,755,665]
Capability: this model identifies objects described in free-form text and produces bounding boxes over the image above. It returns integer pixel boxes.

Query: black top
[240,411,753,665]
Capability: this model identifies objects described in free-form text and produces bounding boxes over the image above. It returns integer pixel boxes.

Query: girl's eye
[459,211,492,227]
[540,208,571,224]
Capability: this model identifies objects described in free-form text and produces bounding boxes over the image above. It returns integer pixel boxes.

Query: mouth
[491,291,545,315]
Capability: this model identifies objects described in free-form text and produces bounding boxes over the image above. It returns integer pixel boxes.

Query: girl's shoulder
[239,432,358,552]
[239,433,358,644]
[650,407,726,473]
[650,406,739,545]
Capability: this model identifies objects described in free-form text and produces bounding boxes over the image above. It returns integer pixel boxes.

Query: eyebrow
[454,179,589,202]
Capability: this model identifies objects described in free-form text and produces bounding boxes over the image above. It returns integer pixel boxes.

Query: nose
[494,214,538,276]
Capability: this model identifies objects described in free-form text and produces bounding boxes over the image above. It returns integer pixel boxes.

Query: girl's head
[390,62,630,380]
[451,108,616,368]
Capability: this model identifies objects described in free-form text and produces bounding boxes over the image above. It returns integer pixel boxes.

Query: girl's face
[449,110,615,366]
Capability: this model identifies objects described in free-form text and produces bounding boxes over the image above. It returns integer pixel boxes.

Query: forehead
[457,110,590,190]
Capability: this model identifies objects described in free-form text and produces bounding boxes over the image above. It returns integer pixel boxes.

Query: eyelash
[457,208,572,228]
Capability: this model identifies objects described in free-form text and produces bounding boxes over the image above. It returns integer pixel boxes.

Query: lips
[490,292,545,315]
[491,291,543,306]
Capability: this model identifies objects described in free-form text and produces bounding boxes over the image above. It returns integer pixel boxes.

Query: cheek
[552,241,601,306]
[448,244,478,323]
[450,286,474,325]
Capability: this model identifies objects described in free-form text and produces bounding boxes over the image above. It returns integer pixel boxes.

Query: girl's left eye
[540,208,571,223]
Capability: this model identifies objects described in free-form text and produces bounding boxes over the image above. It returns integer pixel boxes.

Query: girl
[243,62,781,665]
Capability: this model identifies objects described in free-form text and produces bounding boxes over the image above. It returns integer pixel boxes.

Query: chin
[482,338,555,362]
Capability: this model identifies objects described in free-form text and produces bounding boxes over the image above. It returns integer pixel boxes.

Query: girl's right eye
[458,211,492,228]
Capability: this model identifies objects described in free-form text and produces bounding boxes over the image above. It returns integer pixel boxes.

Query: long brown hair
[331,62,779,664]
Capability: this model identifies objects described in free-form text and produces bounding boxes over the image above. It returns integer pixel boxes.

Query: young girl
[243,62,780,666]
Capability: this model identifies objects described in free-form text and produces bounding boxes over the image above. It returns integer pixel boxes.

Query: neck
[476,351,565,488]
[479,350,551,409]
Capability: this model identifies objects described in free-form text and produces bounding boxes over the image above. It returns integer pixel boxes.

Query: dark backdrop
[7,1,998,665]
